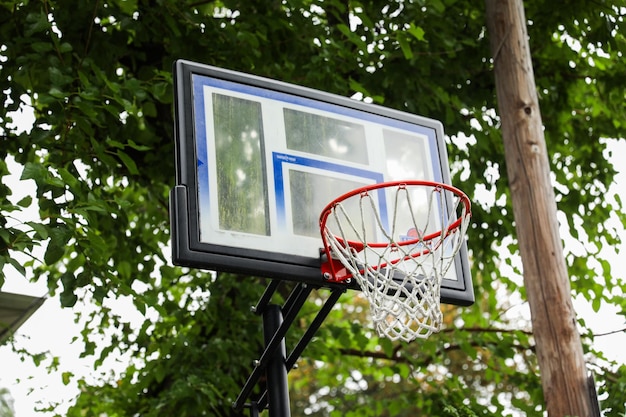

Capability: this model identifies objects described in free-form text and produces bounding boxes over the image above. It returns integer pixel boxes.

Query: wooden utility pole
[484,1,597,416]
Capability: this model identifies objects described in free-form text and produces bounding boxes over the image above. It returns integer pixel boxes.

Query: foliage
[0,0,624,416]
[0,387,16,417]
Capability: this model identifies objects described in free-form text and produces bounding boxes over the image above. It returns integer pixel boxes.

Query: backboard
[170,60,474,305]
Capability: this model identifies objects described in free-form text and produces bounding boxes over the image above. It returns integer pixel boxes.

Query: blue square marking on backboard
[272,152,386,231]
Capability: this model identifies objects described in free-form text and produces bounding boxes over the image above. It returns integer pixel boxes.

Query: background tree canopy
[1,0,625,416]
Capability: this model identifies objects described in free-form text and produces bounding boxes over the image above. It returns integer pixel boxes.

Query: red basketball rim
[319,180,471,254]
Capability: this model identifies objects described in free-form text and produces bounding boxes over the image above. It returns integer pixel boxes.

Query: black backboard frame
[169,59,474,305]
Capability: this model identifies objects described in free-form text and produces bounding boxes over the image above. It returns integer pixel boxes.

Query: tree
[1,0,624,416]
[486,0,595,415]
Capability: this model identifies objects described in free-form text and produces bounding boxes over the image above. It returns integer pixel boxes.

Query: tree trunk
[484,1,596,416]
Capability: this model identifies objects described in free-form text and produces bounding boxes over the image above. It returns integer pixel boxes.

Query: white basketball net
[321,182,471,342]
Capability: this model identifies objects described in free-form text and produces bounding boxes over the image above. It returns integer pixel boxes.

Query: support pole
[233,283,311,412]
[257,288,344,409]
[264,304,291,417]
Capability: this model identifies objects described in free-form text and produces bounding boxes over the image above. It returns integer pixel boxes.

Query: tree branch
[82,0,100,58]
[338,337,535,365]
[443,326,534,336]
[593,327,626,337]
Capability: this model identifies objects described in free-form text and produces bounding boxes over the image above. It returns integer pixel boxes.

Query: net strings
[323,185,470,342]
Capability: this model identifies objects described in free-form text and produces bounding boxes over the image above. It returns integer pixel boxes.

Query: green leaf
[430,0,446,13]
[58,42,73,53]
[407,24,426,42]
[31,42,53,53]
[8,257,27,276]
[48,67,72,88]
[353,328,369,351]
[0,228,9,244]
[117,150,139,175]
[77,232,107,266]
[62,371,74,385]
[151,82,171,102]
[107,139,126,149]
[141,101,157,117]
[44,226,72,265]
[397,36,413,60]
[113,0,138,15]
[397,363,410,379]
[118,261,132,279]
[75,112,96,135]
[92,285,108,303]
[49,87,66,99]
[60,291,78,307]
[44,241,66,265]
[591,295,601,312]
[20,162,46,182]
[76,270,91,287]
[27,221,49,239]
[379,337,395,358]
[81,340,96,358]
[128,139,151,151]
[25,11,51,36]
[17,195,33,207]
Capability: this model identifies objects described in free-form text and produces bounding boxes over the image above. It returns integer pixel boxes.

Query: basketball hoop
[319,180,471,342]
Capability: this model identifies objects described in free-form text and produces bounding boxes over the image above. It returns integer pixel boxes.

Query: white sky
[1,103,625,417]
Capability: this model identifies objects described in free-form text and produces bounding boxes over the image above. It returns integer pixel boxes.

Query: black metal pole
[264,304,290,417]
[233,283,311,411]
[253,279,281,315]
[257,288,344,409]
